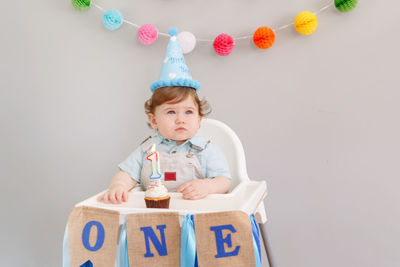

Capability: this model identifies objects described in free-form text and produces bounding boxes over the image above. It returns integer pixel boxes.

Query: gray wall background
[1,0,399,266]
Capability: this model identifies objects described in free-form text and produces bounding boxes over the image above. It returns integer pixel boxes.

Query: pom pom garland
[177,32,196,54]
[71,0,90,11]
[213,34,234,56]
[102,9,123,31]
[294,11,318,35]
[74,1,356,56]
[137,24,158,45]
[253,27,275,49]
[335,0,358,12]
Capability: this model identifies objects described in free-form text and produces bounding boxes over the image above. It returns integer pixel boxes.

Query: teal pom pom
[103,9,123,31]
[168,28,178,36]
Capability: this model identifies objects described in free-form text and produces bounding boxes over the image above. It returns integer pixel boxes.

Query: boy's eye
[185,110,193,114]
[167,110,175,114]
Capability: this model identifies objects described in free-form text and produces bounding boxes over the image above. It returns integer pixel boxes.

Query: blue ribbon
[180,214,198,267]
[62,224,70,267]
[250,214,261,267]
[117,219,129,267]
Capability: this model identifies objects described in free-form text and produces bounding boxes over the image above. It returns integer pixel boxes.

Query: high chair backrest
[198,118,249,191]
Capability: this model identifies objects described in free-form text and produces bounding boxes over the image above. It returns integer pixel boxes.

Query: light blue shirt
[118,133,231,183]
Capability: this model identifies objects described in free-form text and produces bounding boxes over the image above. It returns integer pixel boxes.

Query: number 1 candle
[146,144,162,179]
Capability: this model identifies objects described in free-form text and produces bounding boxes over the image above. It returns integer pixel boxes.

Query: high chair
[75,118,276,267]
[198,118,276,267]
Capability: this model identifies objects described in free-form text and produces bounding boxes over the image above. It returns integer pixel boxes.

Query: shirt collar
[152,132,168,145]
[153,132,209,149]
[187,133,209,149]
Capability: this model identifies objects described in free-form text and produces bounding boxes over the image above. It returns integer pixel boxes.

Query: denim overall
[140,137,208,192]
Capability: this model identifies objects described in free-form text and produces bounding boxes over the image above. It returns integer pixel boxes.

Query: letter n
[140,225,168,257]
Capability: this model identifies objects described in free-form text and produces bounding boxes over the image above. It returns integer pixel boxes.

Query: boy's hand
[97,185,128,204]
[177,179,211,200]
[97,171,136,204]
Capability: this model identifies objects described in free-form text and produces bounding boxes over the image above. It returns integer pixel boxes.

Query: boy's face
[148,96,202,145]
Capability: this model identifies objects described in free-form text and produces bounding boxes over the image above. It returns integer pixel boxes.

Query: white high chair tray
[77,181,267,217]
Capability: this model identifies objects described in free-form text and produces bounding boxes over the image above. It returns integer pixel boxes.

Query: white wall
[1,0,399,266]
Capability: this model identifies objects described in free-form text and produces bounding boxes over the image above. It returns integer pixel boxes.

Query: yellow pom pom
[294,11,318,35]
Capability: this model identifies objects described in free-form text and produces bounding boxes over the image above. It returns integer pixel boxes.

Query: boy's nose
[175,113,185,124]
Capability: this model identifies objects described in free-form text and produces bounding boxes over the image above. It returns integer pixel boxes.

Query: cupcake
[144,180,170,209]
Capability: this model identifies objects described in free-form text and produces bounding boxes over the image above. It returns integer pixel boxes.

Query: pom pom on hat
[177,31,196,54]
[253,27,275,49]
[103,9,123,31]
[168,28,178,37]
[72,0,91,11]
[137,24,158,45]
[335,0,358,12]
[294,11,318,35]
[213,33,234,56]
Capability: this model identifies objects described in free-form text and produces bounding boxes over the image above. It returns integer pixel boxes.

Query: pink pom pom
[213,33,234,56]
[137,24,158,45]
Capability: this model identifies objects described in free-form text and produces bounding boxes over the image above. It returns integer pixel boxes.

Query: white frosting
[145,180,168,198]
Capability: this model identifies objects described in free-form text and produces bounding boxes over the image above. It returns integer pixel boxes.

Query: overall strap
[140,136,154,152]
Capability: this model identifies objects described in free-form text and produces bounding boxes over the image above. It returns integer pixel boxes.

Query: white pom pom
[177,31,196,54]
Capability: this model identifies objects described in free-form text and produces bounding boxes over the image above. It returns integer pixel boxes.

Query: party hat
[150,28,201,92]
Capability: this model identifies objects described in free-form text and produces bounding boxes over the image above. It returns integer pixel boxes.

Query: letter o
[82,221,105,251]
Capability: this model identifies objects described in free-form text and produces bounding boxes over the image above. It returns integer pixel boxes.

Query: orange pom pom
[253,27,275,49]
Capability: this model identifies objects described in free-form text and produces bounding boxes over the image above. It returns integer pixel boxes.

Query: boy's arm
[206,176,231,194]
[177,176,231,200]
[97,171,137,204]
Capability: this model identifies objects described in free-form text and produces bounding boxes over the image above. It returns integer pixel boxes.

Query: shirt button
[171,151,177,154]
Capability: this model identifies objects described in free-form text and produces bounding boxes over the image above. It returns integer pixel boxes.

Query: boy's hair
[144,86,211,116]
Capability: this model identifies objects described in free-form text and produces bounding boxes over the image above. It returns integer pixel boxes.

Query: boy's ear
[147,113,157,130]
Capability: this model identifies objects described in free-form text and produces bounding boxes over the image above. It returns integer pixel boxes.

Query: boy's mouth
[175,127,187,131]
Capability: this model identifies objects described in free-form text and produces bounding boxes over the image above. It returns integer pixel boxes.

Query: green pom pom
[335,0,358,12]
[72,0,91,11]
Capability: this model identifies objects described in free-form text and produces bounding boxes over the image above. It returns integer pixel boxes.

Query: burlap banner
[194,210,256,267]
[65,209,260,267]
[67,206,120,267]
[126,212,181,267]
